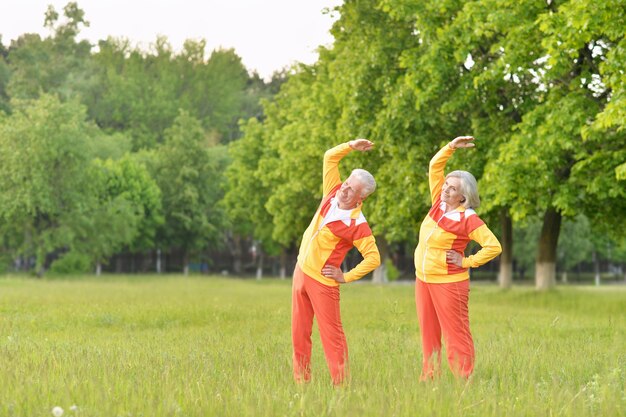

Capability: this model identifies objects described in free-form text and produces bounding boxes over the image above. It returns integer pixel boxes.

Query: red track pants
[415,278,474,379]
[291,265,348,385]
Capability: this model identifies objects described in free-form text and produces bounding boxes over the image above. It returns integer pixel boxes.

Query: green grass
[0,275,624,417]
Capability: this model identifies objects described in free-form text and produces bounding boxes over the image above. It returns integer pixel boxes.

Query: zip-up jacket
[414,144,501,283]
[297,143,381,287]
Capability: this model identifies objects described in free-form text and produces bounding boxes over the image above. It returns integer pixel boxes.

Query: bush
[0,253,14,273]
[50,251,92,274]
[386,258,400,282]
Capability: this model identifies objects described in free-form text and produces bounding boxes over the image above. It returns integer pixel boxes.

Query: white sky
[1,0,343,79]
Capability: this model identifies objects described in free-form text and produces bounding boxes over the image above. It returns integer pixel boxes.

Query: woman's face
[441,176,464,209]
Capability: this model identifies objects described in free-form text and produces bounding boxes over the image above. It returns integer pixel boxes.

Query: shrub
[50,251,92,274]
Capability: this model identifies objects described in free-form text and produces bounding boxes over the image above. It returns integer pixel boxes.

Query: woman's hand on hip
[322,265,346,283]
[446,250,464,267]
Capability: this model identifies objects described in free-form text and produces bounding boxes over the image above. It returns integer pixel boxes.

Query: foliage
[512,219,540,276]
[223,0,626,282]
[557,215,595,272]
[0,94,161,272]
[85,38,257,149]
[49,250,91,273]
[0,40,10,114]
[95,156,164,252]
[0,94,98,272]
[477,0,626,224]
[68,156,164,267]
[0,1,625,276]
[224,117,282,254]
[5,2,92,101]
[385,258,400,281]
[151,110,228,262]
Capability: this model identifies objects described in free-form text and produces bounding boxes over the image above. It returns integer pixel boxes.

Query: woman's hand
[449,136,475,149]
[349,138,374,152]
[322,265,346,283]
[446,250,464,267]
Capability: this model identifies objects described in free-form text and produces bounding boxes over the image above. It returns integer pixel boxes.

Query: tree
[176,46,250,143]
[87,38,255,150]
[224,117,282,276]
[152,110,227,274]
[0,94,98,274]
[6,2,92,101]
[477,0,626,289]
[556,215,593,282]
[84,156,163,274]
[0,38,10,114]
[85,36,180,149]
[227,0,420,280]
[321,0,420,282]
[63,161,141,275]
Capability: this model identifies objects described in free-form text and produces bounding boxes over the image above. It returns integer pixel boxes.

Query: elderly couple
[291,136,502,385]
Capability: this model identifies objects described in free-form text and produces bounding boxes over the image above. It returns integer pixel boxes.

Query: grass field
[0,275,624,417]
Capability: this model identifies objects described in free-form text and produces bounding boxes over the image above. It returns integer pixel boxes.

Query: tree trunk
[279,249,287,279]
[232,234,243,275]
[535,208,561,290]
[141,251,151,272]
[256,251,264,280]
[156,248,162,274]
[36,250,55,278]
[36,266,46,278]
[372,261,387,284]
[223,231,243,275]
[183,251,189,276]
[96,261,102,276]
[593,250,600,286]
[372,237,389,284]
[560,247,568,283]
[499,208,513,289]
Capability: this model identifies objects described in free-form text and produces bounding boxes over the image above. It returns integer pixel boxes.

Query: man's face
[337,174,365,209]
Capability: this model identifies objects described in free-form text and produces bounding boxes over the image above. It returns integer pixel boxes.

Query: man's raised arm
[322,139,374,197]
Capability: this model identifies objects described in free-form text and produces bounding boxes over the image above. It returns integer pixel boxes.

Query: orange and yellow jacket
[297,143,381,287]
[414,144,502,283]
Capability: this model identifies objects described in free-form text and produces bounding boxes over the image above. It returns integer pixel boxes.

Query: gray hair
[351,168,377,198]
[446,170,480,209]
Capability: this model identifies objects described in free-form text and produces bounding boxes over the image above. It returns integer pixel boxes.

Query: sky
[1,0,344,79]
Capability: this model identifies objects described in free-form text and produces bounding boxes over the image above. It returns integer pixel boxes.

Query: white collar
[322,198,353,227]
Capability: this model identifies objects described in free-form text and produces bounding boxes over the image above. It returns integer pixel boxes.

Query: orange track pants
[291,265,348,385]
[415,278,474,379]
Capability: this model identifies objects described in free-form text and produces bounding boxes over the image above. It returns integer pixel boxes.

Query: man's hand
[349,138,374,152]
[449,136,475,149]
[322,265,346,283]
[446,250,464,267]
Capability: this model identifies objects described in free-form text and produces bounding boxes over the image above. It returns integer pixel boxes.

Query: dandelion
[69,405,78,412]
[51,406,64,417]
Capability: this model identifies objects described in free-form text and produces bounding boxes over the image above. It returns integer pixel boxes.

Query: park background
[0,1,625,416]
[0,0,625,290]
[0,1,626,288]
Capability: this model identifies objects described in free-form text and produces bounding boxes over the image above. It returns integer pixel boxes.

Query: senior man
[292,138,381,385]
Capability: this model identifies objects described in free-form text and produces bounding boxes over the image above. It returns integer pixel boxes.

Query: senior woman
[414,136,501,380]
